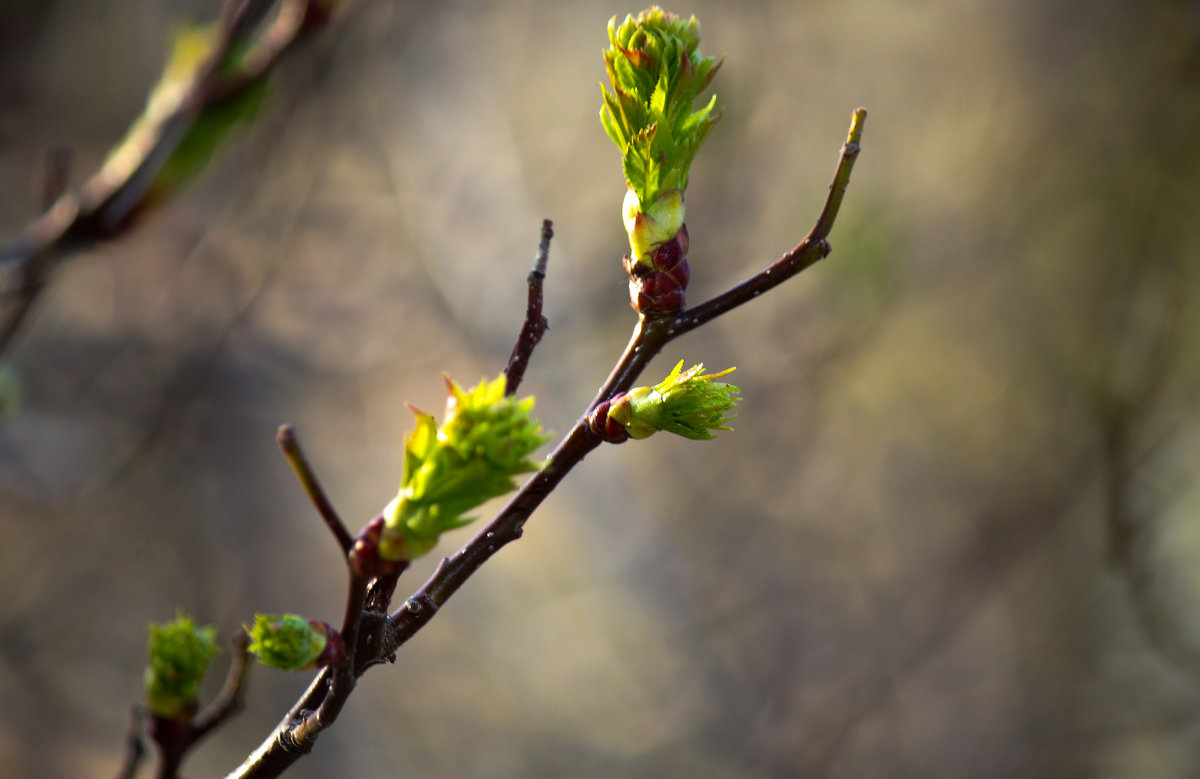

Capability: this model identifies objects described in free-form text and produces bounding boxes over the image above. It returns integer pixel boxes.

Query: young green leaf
[600,7,722,265]
[379,375,549,561]
[608,361,740,440]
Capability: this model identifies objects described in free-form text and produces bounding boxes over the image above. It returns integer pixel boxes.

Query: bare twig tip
[534,219,554,277]
[848,108,867,145]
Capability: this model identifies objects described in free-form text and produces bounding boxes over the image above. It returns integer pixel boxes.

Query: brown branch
[228,108,867,779]
[280,571,369,753]
[113,707,146,779]
[190,631,253,742]
[503,219,554,396]
[670,107,867,338]
[276,425,354,555]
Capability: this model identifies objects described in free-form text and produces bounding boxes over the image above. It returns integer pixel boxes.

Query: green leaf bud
[144,613,219,719]
[246,614,339,671]
[379,375,550,561]
[608,361,739,440]
[601,7,722,264]
[623,188,684,264]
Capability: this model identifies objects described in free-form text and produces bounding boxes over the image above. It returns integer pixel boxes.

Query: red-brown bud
[630,271,685,315]
[350,516,408,579]
[649,233,684,275]
[587,397,631,443]
[310,621,345,668]
[148,708,195,747]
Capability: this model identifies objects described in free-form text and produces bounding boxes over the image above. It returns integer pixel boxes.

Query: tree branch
[670,108,866,338]
[113,707,146,779]
[227,107,867,779]
[276,425,353,555]
[503,219,554,396]
[190,631,253,742]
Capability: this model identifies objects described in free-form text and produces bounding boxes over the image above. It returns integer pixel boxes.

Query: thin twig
[503,219,553,396]
[190,632,253,742]
[671,108,867,338]
[41,148,73,211]
[113,707,146,779]
[283,571,369,751]
[382,108,869,655]
[276,425,354,555]
[228,108,868,779]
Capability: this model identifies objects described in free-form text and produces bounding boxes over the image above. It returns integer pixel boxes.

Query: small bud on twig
[246,614,343,671]
[143,613,219,720]
[608,360,739,439]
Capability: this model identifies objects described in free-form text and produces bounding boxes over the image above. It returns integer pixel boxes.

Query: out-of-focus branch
[189,632,253,742]
[0,0,346,358]
[113,707,146,779]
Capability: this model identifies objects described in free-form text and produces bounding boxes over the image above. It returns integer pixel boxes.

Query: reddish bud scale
[625,224,691,316]
[148,705,195,746]
[350,516,409,578]
[310,621,345,668]
[630,272,685,315]
[587,397,631,443]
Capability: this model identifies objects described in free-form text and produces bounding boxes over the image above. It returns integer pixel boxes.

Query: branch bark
[503,219,554,396]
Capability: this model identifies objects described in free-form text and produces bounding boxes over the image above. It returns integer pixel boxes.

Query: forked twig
[227,107,867,779]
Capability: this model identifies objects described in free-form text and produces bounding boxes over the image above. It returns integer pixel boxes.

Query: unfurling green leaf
[379,375,550,561]
[609,361,739,440]
[600,7,722,263]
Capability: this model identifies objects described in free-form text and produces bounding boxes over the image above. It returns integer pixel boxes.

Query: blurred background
[2,0,1200,776]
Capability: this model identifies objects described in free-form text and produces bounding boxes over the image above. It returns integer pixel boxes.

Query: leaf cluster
[380,376,550,560]
[600,6,722,210]
[144,613,219,718]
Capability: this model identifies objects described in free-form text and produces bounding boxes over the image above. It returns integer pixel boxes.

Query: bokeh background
[2,1,1200,776]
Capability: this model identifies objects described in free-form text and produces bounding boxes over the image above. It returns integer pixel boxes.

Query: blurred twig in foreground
[0,0,345,358]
